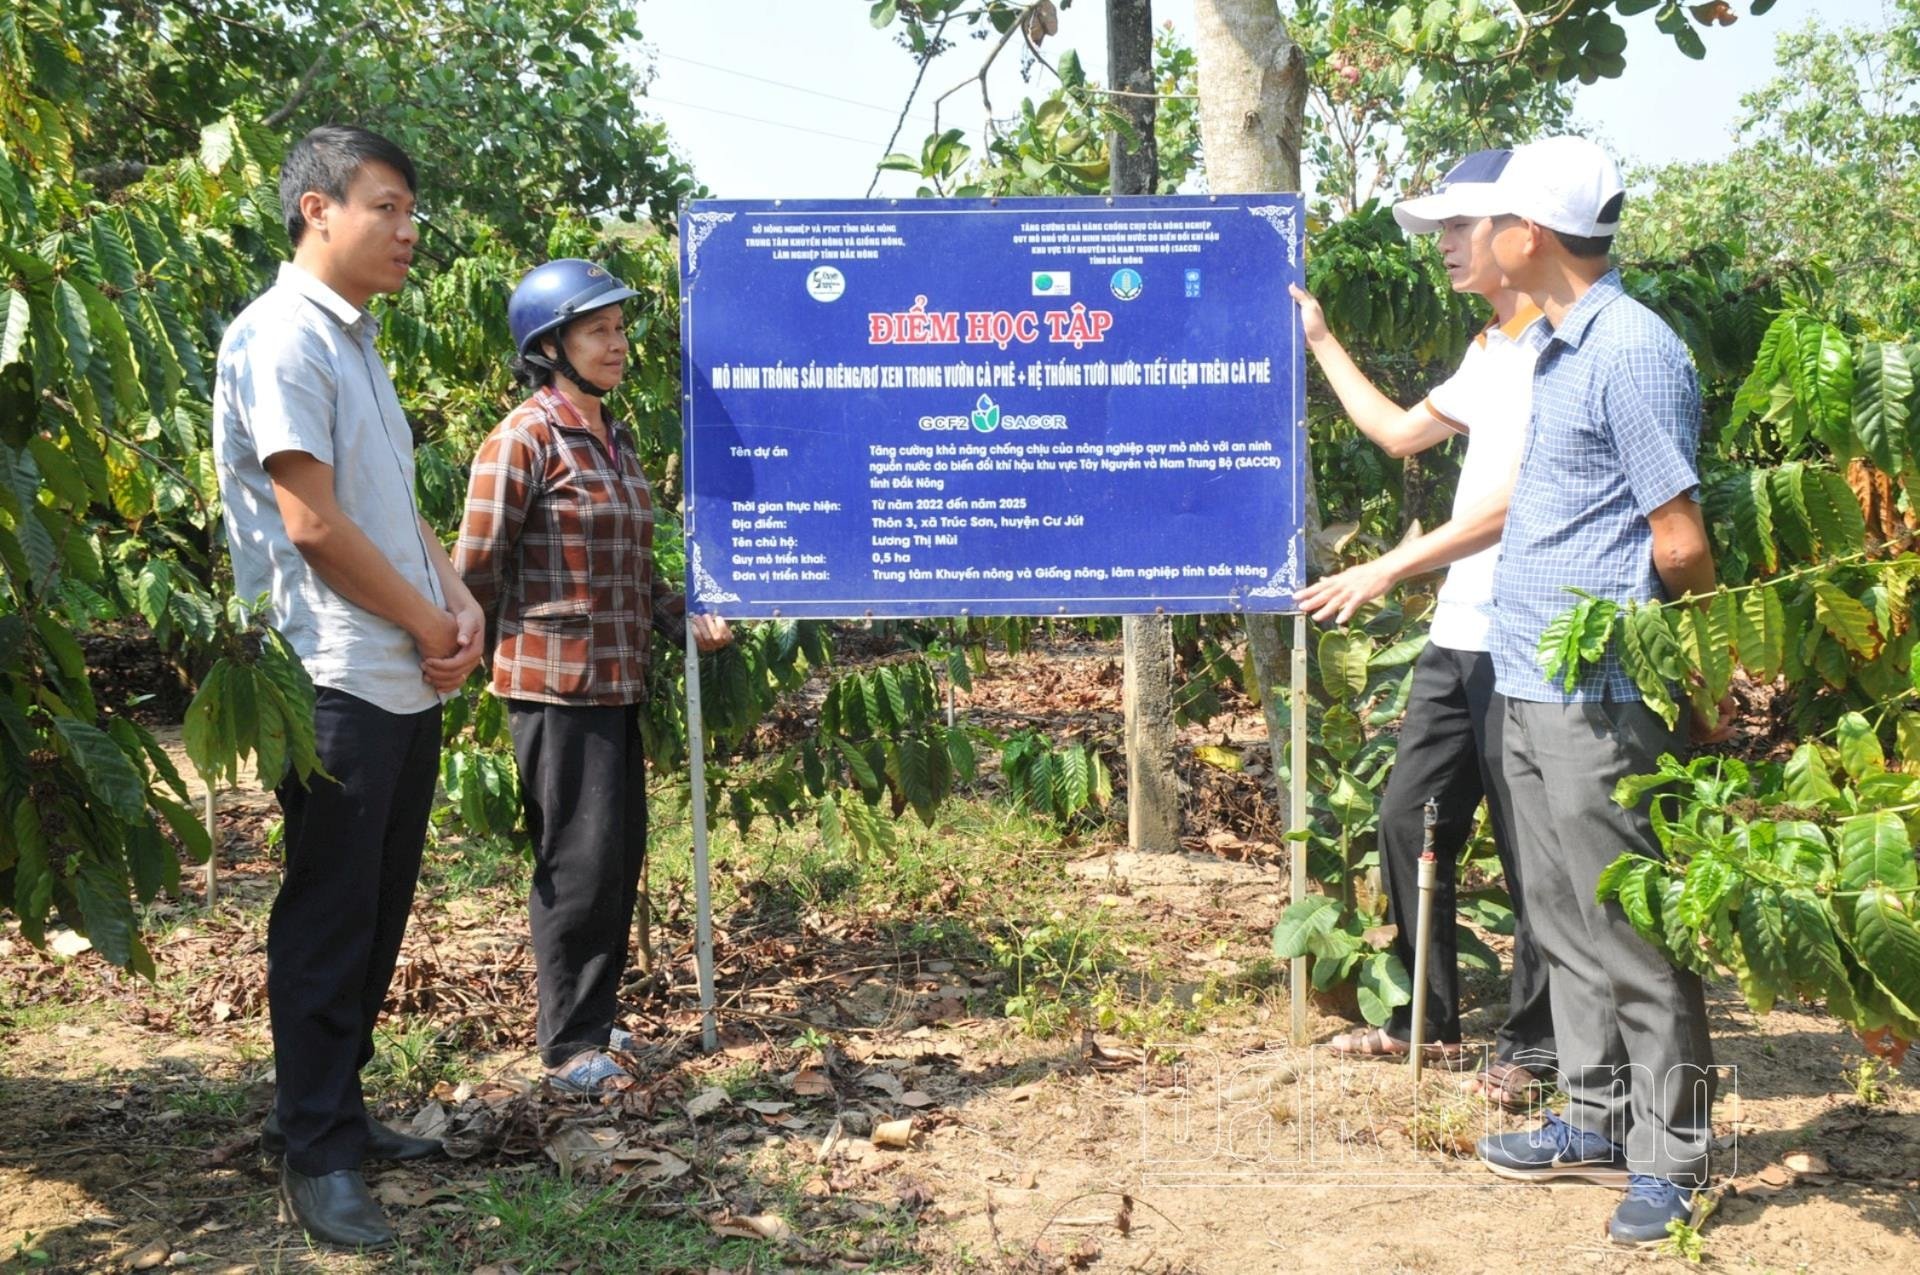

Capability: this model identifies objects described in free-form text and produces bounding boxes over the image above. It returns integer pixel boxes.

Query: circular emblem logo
[1109,268,1143,301]
[806,266,846,302]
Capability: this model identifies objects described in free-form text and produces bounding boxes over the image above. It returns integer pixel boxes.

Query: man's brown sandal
[1463,1058,1548,1111]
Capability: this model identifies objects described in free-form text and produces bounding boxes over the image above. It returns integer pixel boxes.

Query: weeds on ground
[422,832,532,896]
[404,1170,922,1272]
[647,794,1073,926]
[989,910,1118,1037]
[5,1232,51,1267]
[1407,1088,1482,1158]
[365,1019,467,1100]
[1657,1193,1717,1263]
[163,1077,253,1122]
[0,990,94,1040]
[714,1058,782,1101]
[403,1175,770,1271]
[789,1025,833,1051]
[1845,1057,1894,1107]
[649,791,1261,1049]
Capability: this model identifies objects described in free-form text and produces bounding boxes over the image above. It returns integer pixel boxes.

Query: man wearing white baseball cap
[1290,148,1557,1111]
[1460,136,1728,1246]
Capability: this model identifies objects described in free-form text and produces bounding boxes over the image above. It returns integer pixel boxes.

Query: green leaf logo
[971,394,1000,432]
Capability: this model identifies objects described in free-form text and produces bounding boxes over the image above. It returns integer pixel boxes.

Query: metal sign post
[683,626,720,1053]
[1289,613,1309,1043]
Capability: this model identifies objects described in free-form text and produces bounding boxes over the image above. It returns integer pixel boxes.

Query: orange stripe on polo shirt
[1423,395,1471,435]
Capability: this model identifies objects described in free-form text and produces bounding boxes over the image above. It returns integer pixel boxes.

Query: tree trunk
[1192,0,1313,812]
[1110,0,1182,852]
[1106,0,1159,194]
[1123,613,1182,851]
[1192,1,1306,195]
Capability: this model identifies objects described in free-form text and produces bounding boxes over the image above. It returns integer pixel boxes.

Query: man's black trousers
[269,687,442,1176]
[1376,642,1555,1068]
[508,701,648,1069]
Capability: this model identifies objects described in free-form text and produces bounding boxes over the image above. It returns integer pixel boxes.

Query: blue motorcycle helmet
[508,258,642,396]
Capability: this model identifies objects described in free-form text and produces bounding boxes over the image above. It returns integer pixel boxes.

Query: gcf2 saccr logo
[806,266,846,302]
[919,394,1068,433]
[970,395,1001,432]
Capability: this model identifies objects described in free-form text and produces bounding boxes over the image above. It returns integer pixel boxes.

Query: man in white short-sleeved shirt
[1290,149,1554,1107]
[213,125,483,1250]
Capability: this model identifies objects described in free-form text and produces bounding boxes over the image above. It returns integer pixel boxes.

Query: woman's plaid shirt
[455,386,685,706]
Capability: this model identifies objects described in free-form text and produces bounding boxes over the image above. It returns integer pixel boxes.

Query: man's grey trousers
[1501,697,1716,1186]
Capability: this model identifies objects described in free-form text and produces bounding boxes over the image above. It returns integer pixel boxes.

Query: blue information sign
[679,195,1306,618]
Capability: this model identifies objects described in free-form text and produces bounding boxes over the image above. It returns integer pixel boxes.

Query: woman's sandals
[1325,1028,1547,1111]
[1324,1026,1469,1066]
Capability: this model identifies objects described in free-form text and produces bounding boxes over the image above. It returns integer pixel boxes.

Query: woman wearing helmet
[455,258,731,1092]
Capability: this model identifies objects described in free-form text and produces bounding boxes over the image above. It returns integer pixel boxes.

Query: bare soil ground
[2,638,1915,1273]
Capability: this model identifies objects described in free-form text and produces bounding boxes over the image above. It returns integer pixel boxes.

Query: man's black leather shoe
[261,1110,443,1162]
[279,1165,395,1249]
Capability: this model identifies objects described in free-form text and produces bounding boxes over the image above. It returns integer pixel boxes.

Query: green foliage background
[0,0,706,970]
[3,0,1915,1051]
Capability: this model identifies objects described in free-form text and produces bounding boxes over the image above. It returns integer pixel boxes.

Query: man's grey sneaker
[1610,1175,1703,1245]
[608,1026,635,1052]
[1477,1112,1630,1186]
[547,1049,630,1094]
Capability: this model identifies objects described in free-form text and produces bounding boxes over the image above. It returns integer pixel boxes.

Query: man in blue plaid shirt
[1448,137,1732,1246]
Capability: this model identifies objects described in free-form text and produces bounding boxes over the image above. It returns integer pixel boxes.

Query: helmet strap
[552,349,612,399]
[529,344,612,399]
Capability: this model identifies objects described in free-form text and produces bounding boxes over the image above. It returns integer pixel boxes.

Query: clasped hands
[416,599,486,694]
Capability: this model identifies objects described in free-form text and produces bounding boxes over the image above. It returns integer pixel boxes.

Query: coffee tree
[0,0,895,969]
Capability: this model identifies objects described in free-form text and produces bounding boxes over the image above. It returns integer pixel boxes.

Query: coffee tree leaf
[1455,922,1500,974]
[181,661,226,781]
[1812,580,1878,659]
[1737,469,1778,572]
[1767,463,1816,560]
[1805,468,1869,560]
[1780,887,1853,1016]
[1796,319,1855,458]
[151,791,211,865]
[946,725,976,784]
[254,632,320,779]
[832,734,880,797]
[1838,811,1917,893]
[72,851,141,971]
[1854,342,1911,475]
[1677,854,1737,930]
[51,715,145,821]
[1736,584,1786,683]
[1848,889,1920,1022]
[1734,885,1789,1015]
[25,433,87,509]
[1835,711,1886,781]
[1614,860,1661,945]
[249,668,288,792]
[1783,742,1842,808]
